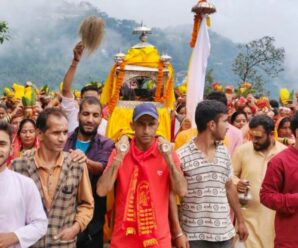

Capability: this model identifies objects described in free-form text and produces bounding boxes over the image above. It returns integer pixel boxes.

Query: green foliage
[85,80,104,88]
[0,21,9,44]
[232,36,285,96]
[40,85,50,94]
[204,69,215,97]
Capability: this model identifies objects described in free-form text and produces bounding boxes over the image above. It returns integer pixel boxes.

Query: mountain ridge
[0,1,286,97]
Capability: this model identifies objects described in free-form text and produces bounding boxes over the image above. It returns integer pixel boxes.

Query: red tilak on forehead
[249,130,264,137]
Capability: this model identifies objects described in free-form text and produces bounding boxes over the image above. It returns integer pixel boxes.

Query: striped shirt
[177,139,235,242]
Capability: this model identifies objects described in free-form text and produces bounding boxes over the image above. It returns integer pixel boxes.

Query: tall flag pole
[186,0,216,127]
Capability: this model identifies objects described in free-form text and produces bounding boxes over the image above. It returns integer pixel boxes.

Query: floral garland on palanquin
[190,14,202,48]
[154,61,164,102]
[163,65,174,108]
[107,62,126,114]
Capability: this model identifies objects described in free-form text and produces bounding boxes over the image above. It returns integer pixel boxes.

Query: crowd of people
[0,43,298,248]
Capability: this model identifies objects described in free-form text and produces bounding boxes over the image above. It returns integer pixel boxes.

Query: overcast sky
[1,0,298,85]
[95,0,298,83]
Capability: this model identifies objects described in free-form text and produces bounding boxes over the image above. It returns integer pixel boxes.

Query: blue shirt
[75,139,91,153]
[65,130,114,229]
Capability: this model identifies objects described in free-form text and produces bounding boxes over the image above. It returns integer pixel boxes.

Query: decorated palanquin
[101,24,175,141]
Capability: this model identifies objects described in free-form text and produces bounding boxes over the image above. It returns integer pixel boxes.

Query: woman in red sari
[10,118,39,162]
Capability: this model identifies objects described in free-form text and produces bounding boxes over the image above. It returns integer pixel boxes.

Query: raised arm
[62,42,84,98]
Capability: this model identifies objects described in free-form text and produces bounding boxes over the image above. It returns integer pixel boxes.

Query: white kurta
[0,168,48,248]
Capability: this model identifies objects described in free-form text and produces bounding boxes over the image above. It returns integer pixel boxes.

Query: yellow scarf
[122,139,159,247]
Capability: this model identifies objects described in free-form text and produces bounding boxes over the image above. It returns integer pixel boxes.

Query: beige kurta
[232,141,286,248]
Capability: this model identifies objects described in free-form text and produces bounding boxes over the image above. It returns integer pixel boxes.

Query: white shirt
[177,139,235,242]
[61,95,108,135]
[0,168,48,248]
[60,95,80,133]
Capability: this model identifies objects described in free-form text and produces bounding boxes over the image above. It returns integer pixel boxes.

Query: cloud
[93,0,298,87]
[1,0,298,87]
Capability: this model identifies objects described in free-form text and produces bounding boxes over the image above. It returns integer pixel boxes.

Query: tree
[204,68,215,97]
[232,36,285,95]
[0,21,9,44]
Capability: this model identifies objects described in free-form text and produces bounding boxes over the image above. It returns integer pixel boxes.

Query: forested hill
[0,1,268,93]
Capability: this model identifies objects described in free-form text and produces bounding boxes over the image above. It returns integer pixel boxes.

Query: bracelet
[71,60,79,66]
[283,138,288,145]
[114,157,123,163]
[173,232,184,240]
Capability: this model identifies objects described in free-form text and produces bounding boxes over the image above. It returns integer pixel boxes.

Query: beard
[213,129,227,142]
[253,137,271,151]
[78,124,97,137]
[0,154,9,169]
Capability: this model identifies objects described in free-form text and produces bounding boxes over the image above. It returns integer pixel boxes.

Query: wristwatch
[161,143,171,153]
[119,143,128,152]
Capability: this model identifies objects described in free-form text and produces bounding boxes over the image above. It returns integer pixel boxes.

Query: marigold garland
[190,14,202,48]
[256,96,270,110]
[164,65,174,108]
[108,62,126,114]
[279,88,291,106]
[162,76,167,103]
[241,81,252,89]
[206,15,211,27]
[154,61,164,102]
